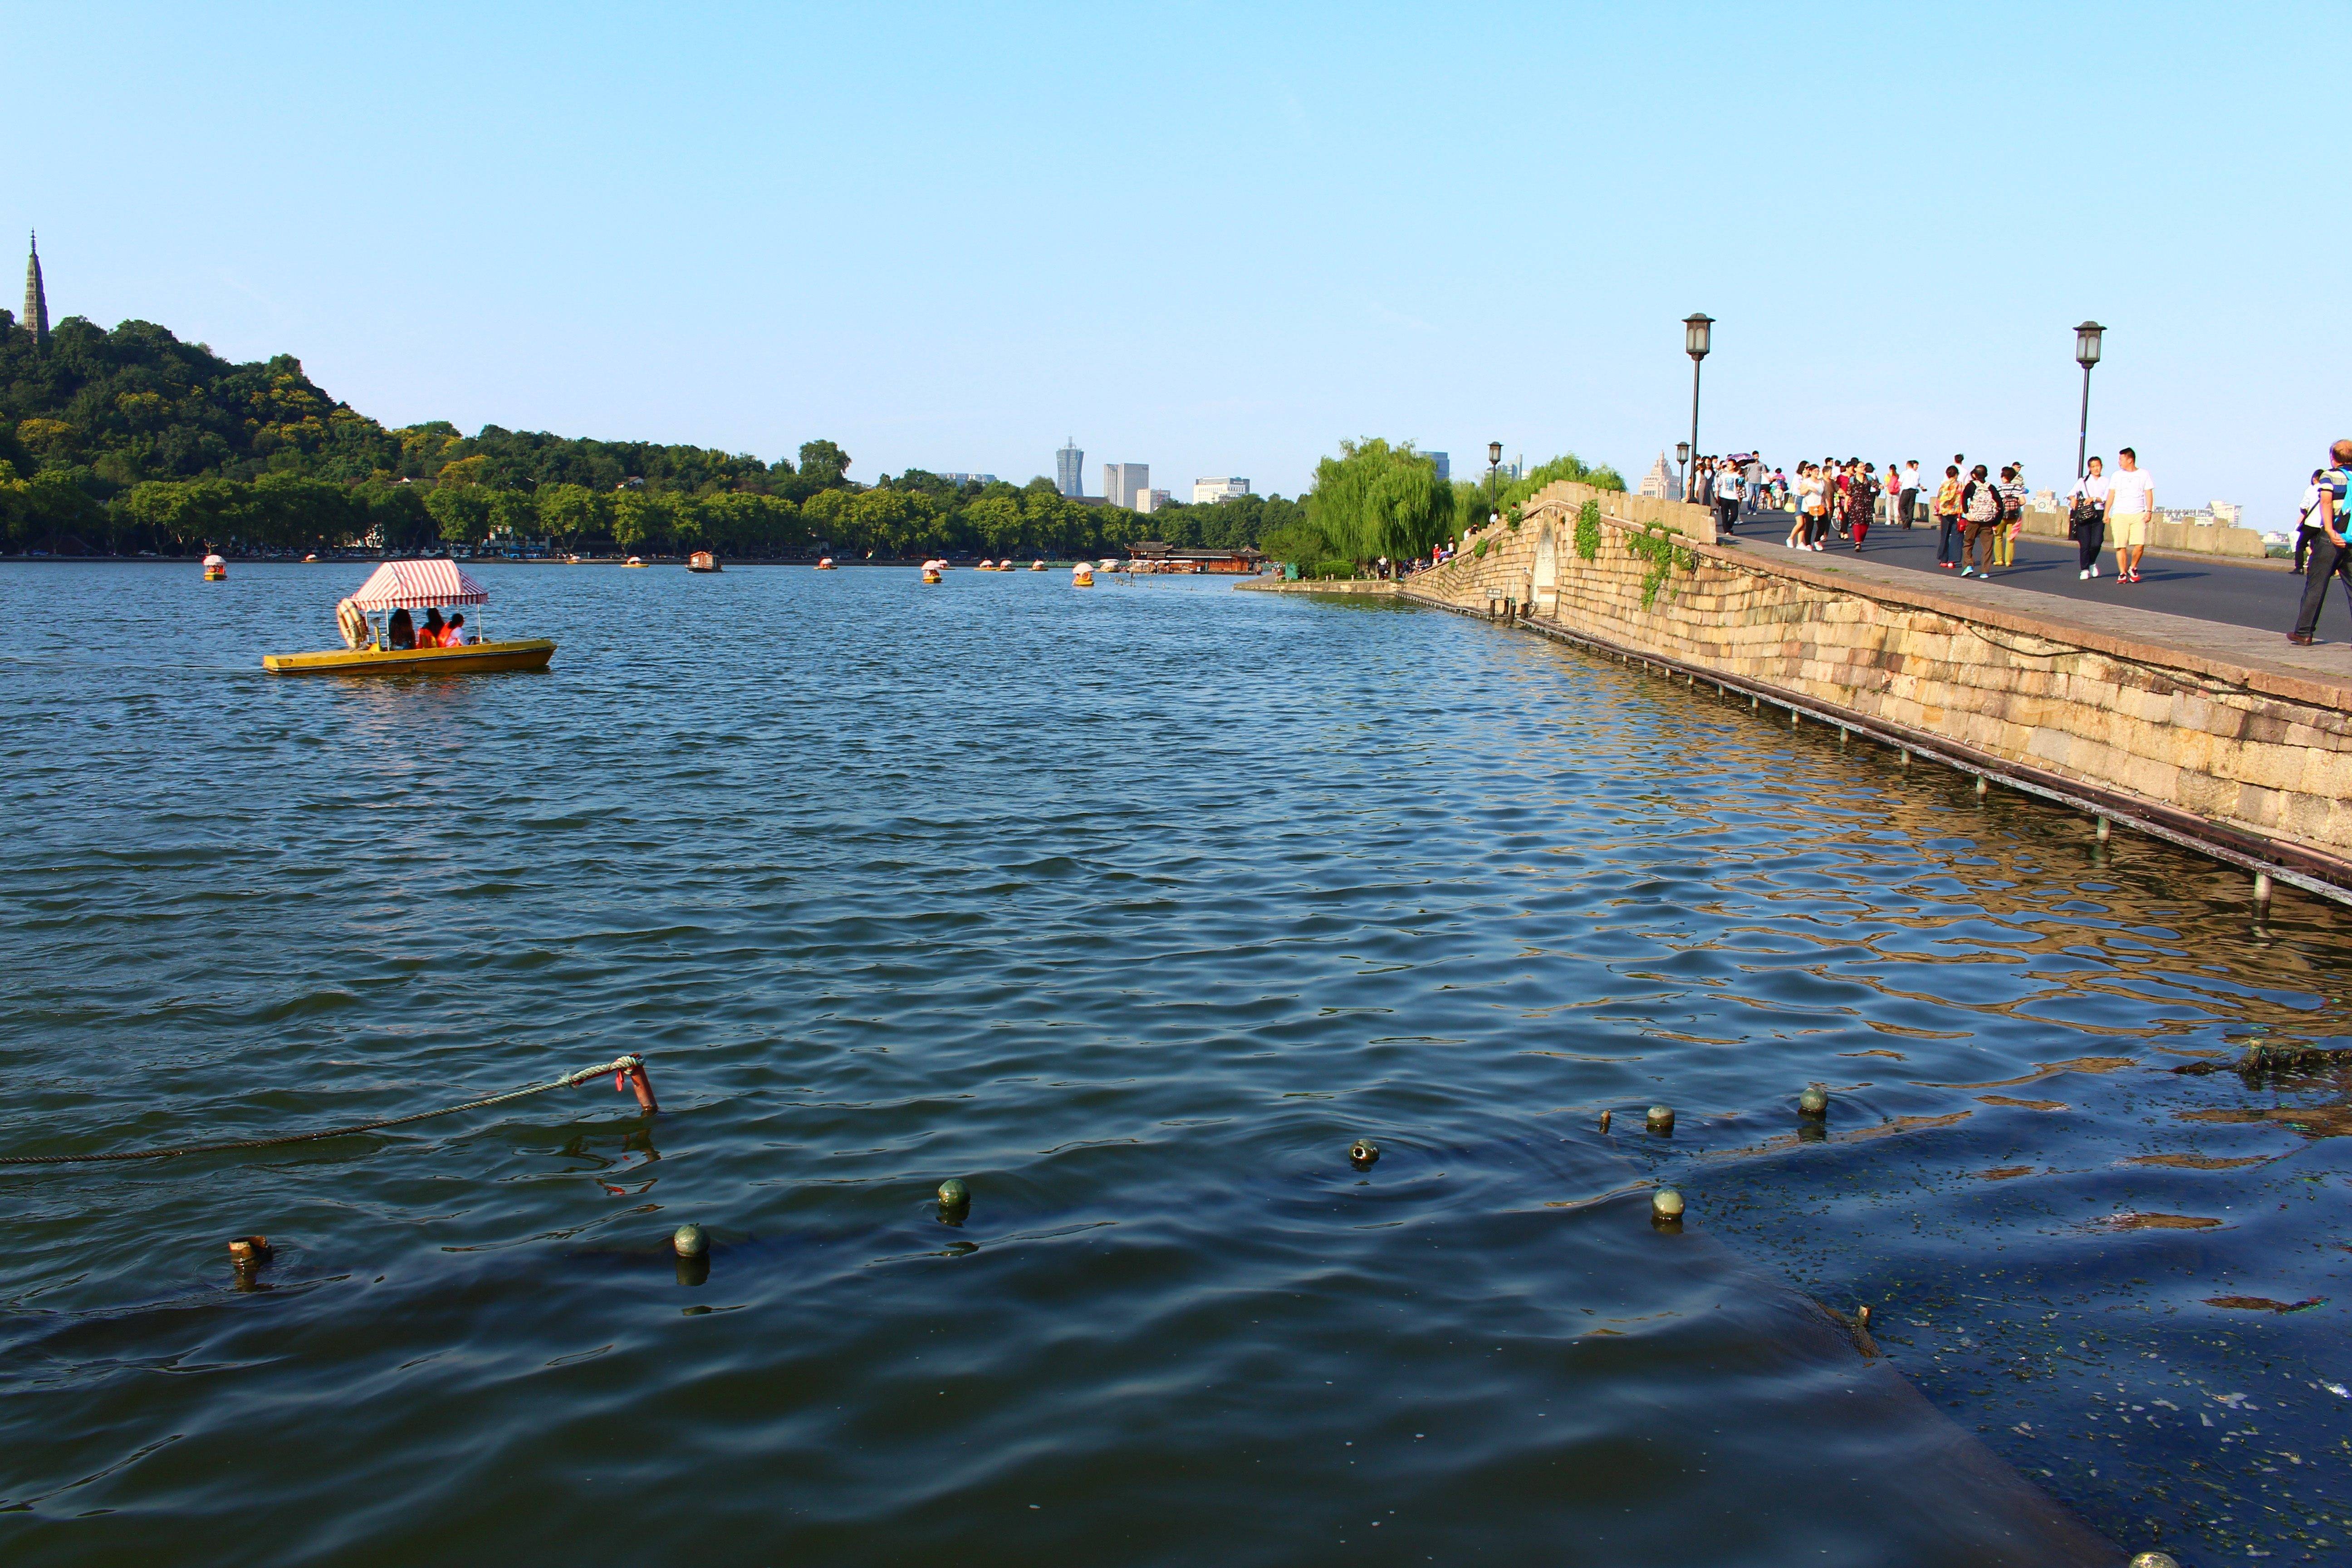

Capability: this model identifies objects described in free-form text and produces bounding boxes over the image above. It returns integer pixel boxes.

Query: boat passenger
[388,608,416,649]
[445,613,472,646]
[419,608,446,646]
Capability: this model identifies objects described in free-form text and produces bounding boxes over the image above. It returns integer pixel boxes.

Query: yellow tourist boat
[816,557,837,570]
[262,559,554,676]
[203,553,228,581]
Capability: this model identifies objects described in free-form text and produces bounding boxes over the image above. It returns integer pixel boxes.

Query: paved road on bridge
[1720,510,2352,644]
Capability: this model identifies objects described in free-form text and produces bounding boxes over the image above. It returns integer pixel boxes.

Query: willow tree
[1305,439,1453,563]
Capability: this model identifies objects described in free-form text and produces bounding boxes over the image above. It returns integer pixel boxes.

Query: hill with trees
[0,308,1617,568]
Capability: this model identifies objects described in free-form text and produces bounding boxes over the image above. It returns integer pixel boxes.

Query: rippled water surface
[4,562,2349,1566]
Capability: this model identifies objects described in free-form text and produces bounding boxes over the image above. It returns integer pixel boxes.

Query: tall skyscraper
[1427,451,1450,483]
[1104,463,1149,510]
[1056,438,1084,498]
[22,232,49,350]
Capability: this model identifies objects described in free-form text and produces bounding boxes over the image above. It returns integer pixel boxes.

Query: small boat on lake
[921,558,946,584]
[624,556,647,568]
[687,550,720,573]
[816,557,837,570]
[262,559,554,676]
[1071,562,1095,588]
[203,554,228,582]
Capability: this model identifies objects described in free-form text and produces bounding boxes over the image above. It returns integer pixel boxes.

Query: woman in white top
[2067,459,2110,580]
[1786,465,1817,549]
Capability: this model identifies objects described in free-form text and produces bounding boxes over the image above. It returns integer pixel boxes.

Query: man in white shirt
[2105,446,2156,583]
[1900,461,1923,529]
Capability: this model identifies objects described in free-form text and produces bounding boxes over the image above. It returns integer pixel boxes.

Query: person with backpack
[2068,458,2110,579]
[1932,464,1965,568]
[1993,465,2027,568]
[1958,464,2001,577]
[2288,440,2352,645]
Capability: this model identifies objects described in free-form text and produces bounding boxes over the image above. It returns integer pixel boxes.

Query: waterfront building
[1191,477,1251,505]
[22,232,49,350]
[1428,451,1449,483]
[1104,462,1149,510]
[1637,451,1680,500]
[1056,439,1084,498]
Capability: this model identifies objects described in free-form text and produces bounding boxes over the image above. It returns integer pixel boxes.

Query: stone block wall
[1403,484,2352,870]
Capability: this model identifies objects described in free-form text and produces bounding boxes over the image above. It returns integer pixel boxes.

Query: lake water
[2,562,2348,1566]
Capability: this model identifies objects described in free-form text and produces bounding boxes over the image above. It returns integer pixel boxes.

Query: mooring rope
[0,1054,648,1167]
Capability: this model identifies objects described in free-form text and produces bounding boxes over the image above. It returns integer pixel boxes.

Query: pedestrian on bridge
[2068,459,2109,579]
[2288,440,2352,646]
[1933,465,1965,568]
[2106,448,2156,583]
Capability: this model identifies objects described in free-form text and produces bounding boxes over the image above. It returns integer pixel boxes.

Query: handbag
[2067,494,2103,539]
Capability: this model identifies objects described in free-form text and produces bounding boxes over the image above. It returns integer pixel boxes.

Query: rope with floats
[0,1054,657,1167]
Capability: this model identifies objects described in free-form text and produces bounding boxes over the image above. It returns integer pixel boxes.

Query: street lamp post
[2073,321,2104,479]
[1487,440,1504,521]
[1675,441,1691,503]
[1683,314,1713,493]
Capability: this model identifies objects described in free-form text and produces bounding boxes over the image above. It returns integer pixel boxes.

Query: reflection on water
[0,562,2347,1566]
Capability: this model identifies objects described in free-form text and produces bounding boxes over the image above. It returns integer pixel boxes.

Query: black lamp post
[1487,440,1504,519]
[1683,314,1713,491]
[2073,321,2104,479]
[1675,441,1691,502]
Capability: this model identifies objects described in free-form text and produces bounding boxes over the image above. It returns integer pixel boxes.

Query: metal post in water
[2096,817,2111,843]
[2254,871,2274,907]
[1975,775,1988,799]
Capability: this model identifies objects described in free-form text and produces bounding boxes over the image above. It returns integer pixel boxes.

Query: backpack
[1998,485,2023,522]
[1964,482,1999,524]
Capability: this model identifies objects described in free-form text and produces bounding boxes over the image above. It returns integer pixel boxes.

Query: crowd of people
[386,607,475,649]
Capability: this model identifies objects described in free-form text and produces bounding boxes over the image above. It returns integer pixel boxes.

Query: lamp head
[1488,440,1503,467]
[1684,312,1714,360]
[1676,441,1690,466]
[2075,320,2104,368]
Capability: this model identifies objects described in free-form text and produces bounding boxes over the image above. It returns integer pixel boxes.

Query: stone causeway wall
[1401,482,2352,877]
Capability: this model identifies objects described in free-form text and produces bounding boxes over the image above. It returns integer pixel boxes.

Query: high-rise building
[22,232,49,350]
[1104,463,1149,510]
[1637,452,1679,501]
[1191,477,1251,505]
[1137,488,1172,514]
[934,473,997,485]
[1056,438,1084,498]
[1427,451,1450,483]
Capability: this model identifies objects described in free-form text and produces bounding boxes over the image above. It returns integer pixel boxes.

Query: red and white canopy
[348,559,489,609]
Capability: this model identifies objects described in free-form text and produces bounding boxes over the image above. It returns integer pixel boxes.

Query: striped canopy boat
[262,559,555,676]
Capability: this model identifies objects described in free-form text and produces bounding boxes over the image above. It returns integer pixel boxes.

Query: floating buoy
[1646,1105,1675,1135]
[1651,1188,1684,1226]
[937,1178,970,1209]
[2127,1554,2180,1568]
[1798,1083,1829,1118]
[227,1235,273,1268]
[1349,1138,1379,1169]
[672,1224,707,1258]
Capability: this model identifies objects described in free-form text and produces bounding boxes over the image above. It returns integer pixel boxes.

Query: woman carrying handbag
[2068,458,2110,580]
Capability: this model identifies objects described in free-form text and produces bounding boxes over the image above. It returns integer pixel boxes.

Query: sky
[4,1,2337,521]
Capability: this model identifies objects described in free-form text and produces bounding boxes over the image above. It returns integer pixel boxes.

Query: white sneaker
[2089,564,2099,578]
[2078,569,2090,580]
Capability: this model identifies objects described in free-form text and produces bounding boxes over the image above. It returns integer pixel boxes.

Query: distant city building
[1191,477,1251,505]
[1427,451,1449,483]
[1056,438,1084,498]
[1637,452,1680,501]
[935,473,997,485]
[1104,462,1149,510]
[1137,488,1171,514]
[22,231,49,350]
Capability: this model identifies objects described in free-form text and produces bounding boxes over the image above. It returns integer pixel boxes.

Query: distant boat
[1030,559,1047,571]
[816,557,837,570]
[202,553,228,582]
[624,556,647,568]
[687,550,720,573]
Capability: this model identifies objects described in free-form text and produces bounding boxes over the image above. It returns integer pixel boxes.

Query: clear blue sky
[5,2,2334,519]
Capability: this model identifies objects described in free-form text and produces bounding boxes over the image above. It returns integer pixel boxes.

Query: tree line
[3,309,1617,566]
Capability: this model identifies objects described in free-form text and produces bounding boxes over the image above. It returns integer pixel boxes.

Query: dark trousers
[1899,487,1919,529]
[2294,524,2322,571]
[2293,534,2352,639]
[1716,498,1740,535]
[1936,514,1962,564]
[2074,516,2105,570]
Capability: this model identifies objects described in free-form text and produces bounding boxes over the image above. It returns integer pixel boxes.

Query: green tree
[1305,438,1452,563]
[424,483,491,546]
[534,482,605,549]
[798,439,850,486]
